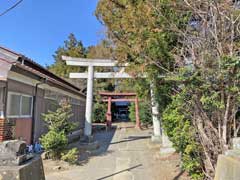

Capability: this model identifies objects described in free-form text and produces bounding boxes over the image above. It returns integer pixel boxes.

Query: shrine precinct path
[45,122,189,180]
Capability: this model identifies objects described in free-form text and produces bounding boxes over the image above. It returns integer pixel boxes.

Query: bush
[93,102,107,123]
[40,101,78,162]
[129,101,152,126]
[61,148,79,164]
[162,93,204,179]
[42,101,75,134]
[40,130,68,159]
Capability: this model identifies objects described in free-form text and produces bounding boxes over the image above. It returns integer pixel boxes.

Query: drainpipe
[1,82,8,119]
[31,79,47,144]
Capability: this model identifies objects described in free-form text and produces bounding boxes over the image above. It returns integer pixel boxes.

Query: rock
[53,166,61,171]
[0,140,29,166]
[41,152,50,160]
[0,140,45,179]
[232,137,240,150]
[0,156,45,180]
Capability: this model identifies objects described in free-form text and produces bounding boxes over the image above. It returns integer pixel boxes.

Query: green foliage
[96,0,183,72]
[40,130,67,159]
[61,148,79,164]
[162,56,240,179]
[96,0,240,178]
[93,101,107,123]
[41,101,77,161]
[87,40,113,59]
[48,33,87,78]
[129,101,152,126]
[42,101,76,134]
[162,92,204,179]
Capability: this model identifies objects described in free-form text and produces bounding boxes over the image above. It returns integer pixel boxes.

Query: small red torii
[99,92,141,129]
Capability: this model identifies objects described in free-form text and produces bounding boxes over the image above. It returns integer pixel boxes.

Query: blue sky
[0,0,104,66]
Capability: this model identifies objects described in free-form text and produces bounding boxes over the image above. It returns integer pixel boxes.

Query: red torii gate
[99,92,141,129]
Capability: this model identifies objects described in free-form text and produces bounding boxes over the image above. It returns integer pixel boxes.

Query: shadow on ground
[173,170,186,180]
[96,164,143,180]
[69,124,117,166]
[110,135,151,145]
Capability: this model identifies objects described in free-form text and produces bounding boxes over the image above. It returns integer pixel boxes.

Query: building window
[21,96,33,116]
[7,92,33,118]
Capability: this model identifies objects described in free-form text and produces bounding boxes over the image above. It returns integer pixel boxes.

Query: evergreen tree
[48,33,87,78]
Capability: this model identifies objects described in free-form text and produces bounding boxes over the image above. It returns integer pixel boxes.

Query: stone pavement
[45,122,187,180]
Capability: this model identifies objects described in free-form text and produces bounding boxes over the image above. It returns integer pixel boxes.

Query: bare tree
[150,0,240,178]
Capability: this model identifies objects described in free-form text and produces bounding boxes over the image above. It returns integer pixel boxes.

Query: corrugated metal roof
[0,46,86,98]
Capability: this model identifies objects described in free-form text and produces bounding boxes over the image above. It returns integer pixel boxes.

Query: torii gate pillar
[84,65,94,136]
[150,83,162,143]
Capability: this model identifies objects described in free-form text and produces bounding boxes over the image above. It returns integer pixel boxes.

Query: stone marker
[0,140,45,180]
[214,155,240,180]
[232,137,240,150]
[160,133,175,155]
[214,137,240,180]
[0,140,27,166]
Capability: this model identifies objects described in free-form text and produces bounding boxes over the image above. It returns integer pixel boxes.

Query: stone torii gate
[62,56,162,142]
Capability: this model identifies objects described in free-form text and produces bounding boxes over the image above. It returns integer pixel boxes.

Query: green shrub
[162,93,204,179]
[129,101,152,125]
[93,102,107,123]
[40,130,68,159]
[40,101,78,161]
[61,148,79,164]
[42,101,75,134]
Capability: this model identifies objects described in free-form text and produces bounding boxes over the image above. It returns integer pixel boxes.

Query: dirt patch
[152,153,190,180]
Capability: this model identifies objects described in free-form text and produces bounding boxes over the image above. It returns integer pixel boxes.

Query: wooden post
[106,96,112,128]
[135,97,141,129]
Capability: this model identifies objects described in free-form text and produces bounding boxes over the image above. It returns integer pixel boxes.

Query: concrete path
[45,122,187,180]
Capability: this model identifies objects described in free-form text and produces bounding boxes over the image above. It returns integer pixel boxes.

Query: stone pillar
[84,65,94,136]
[150,83,161,143]
[135,97,141,129]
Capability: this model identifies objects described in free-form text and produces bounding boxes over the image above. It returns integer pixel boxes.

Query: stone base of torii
[62,56,174,153]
